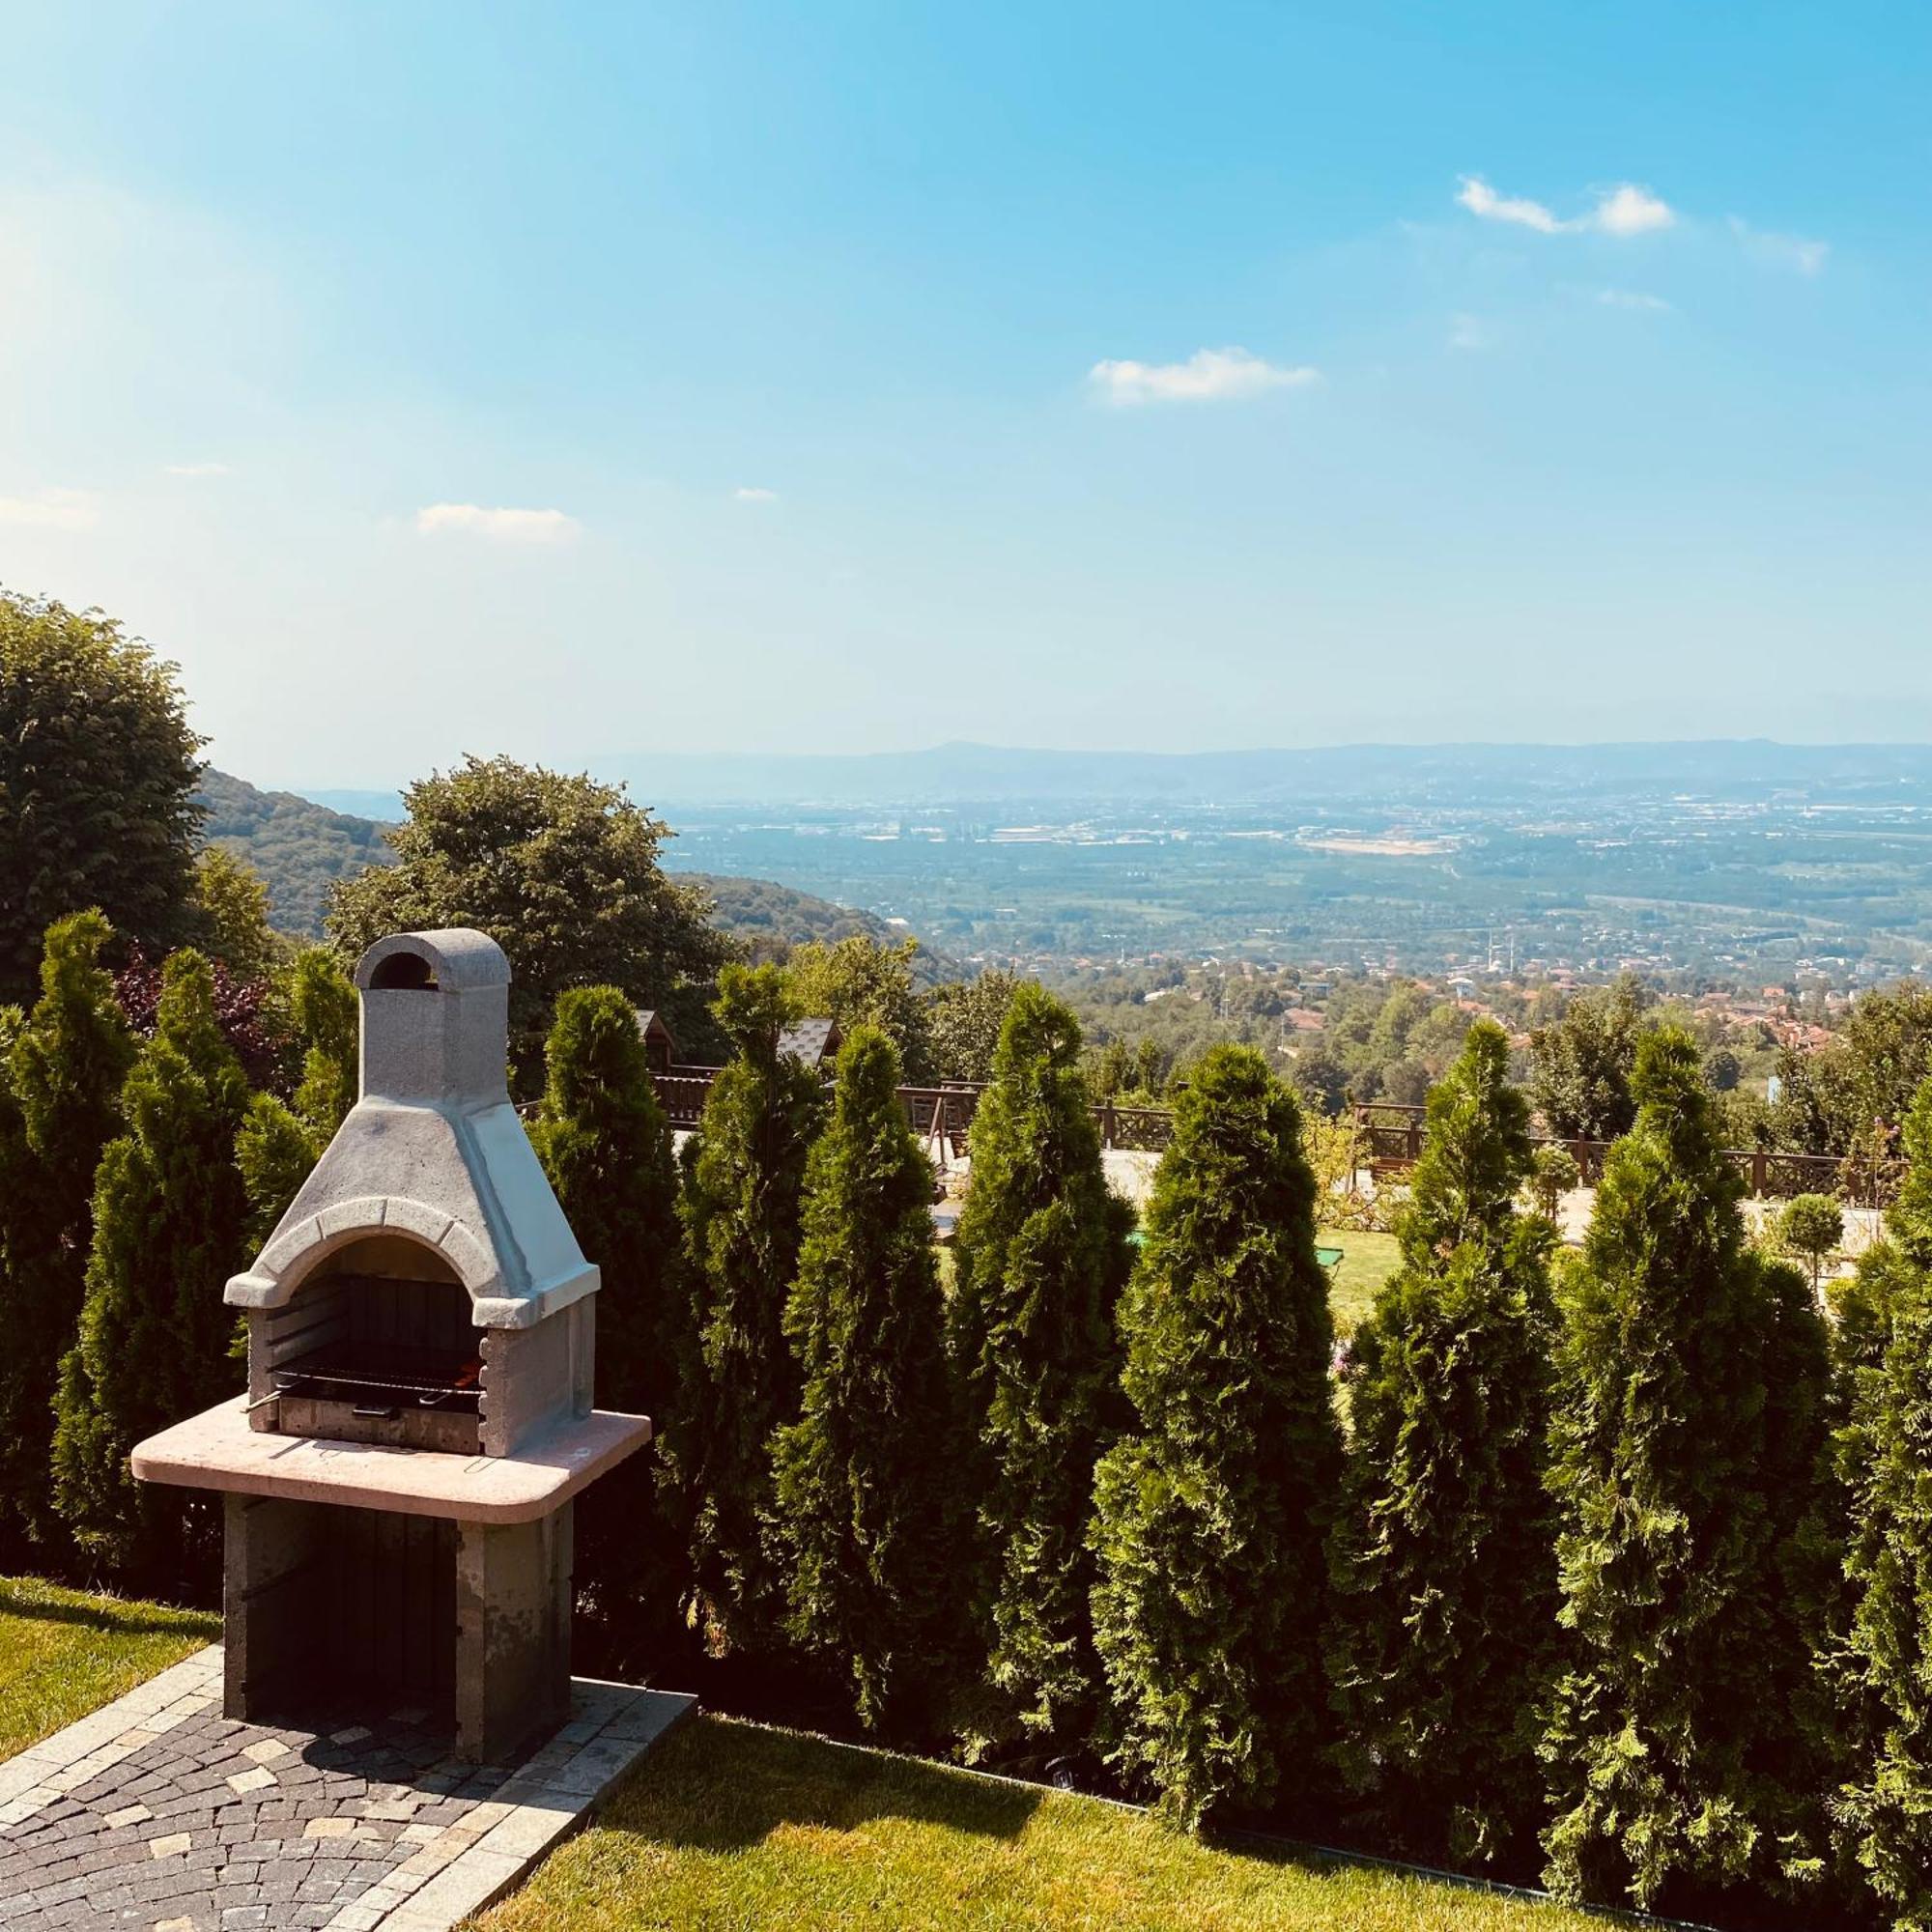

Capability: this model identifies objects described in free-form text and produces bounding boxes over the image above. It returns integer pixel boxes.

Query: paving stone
[0,1650,689,1931]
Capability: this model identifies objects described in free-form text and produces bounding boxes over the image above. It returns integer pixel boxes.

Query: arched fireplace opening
[254,1233,483,1454]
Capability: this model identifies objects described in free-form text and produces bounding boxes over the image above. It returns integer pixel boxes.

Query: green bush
[1526,1144,1580,1221]
[1090,1045,1339,1828]
[1540,1029,1835,1913]
[1327,1021,1558,1867]
[676,965,827,1656]
[771,1027,966,1739]
[51,952,251,1592]
[0,914,134,1553]
[1776,1192,1843,1290]
[1827,1079,1932,1924]
[948,983,1132,1753]
[531,985,687,1654]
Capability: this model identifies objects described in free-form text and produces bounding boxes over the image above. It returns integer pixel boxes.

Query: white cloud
[733,486,779,502]
[414,502,581,544]
[1729,217,1829,275]
[1088,347,1319,406]
[1591,184,1675,236]
[1457,175,1674,237]
[1596,288,1673,312]
[163,461,231,478]
[0,487,100,530]
[1457,176,1564,234]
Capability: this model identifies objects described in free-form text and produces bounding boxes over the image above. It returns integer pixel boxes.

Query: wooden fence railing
[647,1066,1175,1155]
[1350,1101,1904,1208]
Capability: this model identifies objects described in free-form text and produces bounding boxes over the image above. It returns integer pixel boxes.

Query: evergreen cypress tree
[529,984,685,1652]
[1541,1027,1834,1914]
[0,913,134,1550]
[1828,1076,1932,1925]
[1325,1019,1558,1866]
[51,950,252,1590]
[677,963,827,1654]
[0,1004,31,1561]
[949,982,1133,1751]
[236,949,356,1247]
[1088,1045,1339,1828]
[771,1026,966,1739]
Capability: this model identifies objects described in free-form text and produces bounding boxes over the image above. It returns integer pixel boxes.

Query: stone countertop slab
[131,1401,650,1524]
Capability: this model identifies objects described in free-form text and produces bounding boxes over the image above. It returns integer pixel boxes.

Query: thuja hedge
[14,915,1932,1929]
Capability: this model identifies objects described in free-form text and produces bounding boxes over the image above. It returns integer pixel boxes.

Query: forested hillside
[196,769,394,935]
[199,769,952,970]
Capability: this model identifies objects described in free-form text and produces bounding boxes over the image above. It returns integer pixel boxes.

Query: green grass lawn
[1321,1227,1402,1337]
[472,1714,1602,1932]
[0,1575,218,1765]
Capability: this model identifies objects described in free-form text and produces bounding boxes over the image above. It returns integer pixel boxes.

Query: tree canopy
[0,591,205,1004]
[325,755,730,1076]
[1826,1077,1932,1924]
[1528,975,1649,1141]
[928,971,1020,1084]
[782,933,933,1082]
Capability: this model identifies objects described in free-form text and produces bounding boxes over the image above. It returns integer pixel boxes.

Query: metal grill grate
[272,1344,484,1414]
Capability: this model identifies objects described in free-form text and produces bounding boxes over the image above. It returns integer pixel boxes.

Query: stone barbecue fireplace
[132,928,650,1761]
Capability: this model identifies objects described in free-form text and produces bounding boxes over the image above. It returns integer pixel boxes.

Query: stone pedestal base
[224,1492,575,1761]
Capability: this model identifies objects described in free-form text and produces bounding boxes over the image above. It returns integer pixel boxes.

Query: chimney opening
[370,952,439,991]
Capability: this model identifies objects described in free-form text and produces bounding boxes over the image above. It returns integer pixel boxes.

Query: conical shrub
[1326,1019,1558,1866]
[1090,1043,1342,1829]
[771,1025,967,1738]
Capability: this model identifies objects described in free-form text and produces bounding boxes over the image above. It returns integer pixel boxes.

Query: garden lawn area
[1321,1227,1403,1337]
[0,1575,218,1765]
[471,1714,1603,1932]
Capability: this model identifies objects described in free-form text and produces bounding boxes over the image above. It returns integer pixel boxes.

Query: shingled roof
[778,1016,842,1066]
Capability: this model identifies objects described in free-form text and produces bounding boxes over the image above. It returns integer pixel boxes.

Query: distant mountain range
[298,741,1932,814]
[199,770,952,971]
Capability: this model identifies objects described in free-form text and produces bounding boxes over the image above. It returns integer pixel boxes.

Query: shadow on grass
[604,1712,1043,1854]
[0,1577,218,1642]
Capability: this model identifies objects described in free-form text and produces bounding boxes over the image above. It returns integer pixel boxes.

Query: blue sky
[1,2,1927,786]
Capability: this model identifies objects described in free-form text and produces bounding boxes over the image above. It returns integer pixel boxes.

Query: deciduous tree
[1325,1021,1558,1865]
[1091,1045,1340,1829]
[1528,975,1649,1142]
[927,970,1020,1084]
[326,756,730,1080]
[190,846,283,985]
[784,934,933,1082]
[0,592,205,1004]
